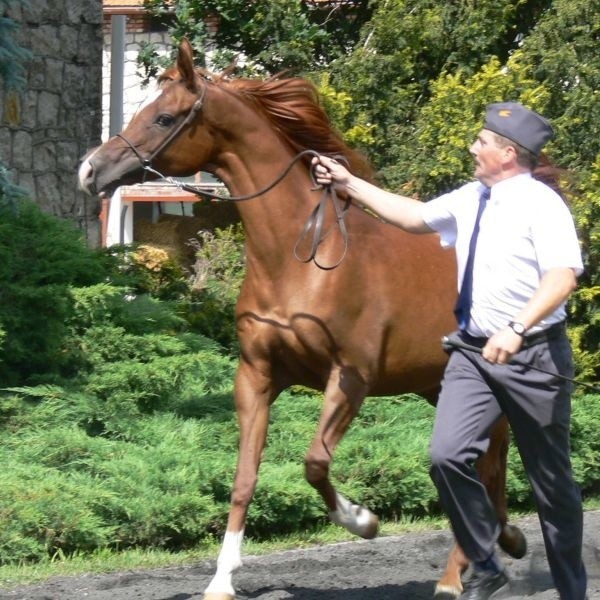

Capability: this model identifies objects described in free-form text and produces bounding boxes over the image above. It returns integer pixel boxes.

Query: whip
[441,335,600,393]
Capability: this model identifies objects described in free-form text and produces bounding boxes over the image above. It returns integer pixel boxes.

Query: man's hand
[312,155,352,190]
[482,327,524,364]
[312,155,432,233]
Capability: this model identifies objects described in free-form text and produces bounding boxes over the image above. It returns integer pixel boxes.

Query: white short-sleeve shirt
[421,173,583,337]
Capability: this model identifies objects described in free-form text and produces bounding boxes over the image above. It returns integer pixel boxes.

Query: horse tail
[533,153,571,204]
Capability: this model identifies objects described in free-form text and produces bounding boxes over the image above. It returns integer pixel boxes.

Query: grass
[2,498,599,590]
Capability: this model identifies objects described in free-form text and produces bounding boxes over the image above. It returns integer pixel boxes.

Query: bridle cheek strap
[116,86,206,174]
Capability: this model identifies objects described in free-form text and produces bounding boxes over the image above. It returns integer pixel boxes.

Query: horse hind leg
[304,367,379,540]
[433,417,527,599]
[479,417,527,560]
[434,543,469,599]
[433,534,524,600]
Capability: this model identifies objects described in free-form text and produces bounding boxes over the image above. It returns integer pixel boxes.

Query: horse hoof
[330,508,379,539]
[433,585,461,599]
[360,512,379,539]
[329,499,379,539]
[203,594,235,600]
[498,523,527,559]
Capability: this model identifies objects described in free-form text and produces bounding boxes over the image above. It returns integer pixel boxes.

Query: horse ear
[177,38,198,92]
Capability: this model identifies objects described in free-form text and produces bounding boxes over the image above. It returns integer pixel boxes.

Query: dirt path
[2,510,599,599]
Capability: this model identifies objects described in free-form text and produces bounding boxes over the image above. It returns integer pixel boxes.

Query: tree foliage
[326,1,548,168]
[0,0,31,92]
[141,0,372,75]
[327,0,599,379]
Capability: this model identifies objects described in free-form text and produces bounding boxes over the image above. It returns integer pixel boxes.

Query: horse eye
[155,114,175,127]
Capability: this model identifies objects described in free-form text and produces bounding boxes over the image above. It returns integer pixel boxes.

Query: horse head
[79,39,216,198]
[79,38,375,202]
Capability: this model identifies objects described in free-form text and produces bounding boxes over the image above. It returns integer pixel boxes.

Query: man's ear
[503,144,518,164]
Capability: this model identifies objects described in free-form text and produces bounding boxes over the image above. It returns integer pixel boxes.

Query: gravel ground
[1,510,599,599]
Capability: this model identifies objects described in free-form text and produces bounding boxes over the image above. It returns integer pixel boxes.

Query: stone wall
[0,0,104,245]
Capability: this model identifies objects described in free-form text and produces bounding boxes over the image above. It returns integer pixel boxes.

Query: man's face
[469,129,507,186]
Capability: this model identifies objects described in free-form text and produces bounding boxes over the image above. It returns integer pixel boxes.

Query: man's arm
[313,155,433,233]
[483,267,578,364]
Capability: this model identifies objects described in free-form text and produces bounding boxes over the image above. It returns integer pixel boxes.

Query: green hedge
[0,201,105,384]
[2,383,599,565]
[0,195,598,566]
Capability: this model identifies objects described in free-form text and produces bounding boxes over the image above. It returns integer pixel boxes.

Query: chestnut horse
[79,40,525,599]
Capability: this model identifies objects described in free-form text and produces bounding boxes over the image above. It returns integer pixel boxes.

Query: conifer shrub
[0,195,598,566]
[506,392,600,506]
[248,462,324,536]
[57,278,233,437]
[1,381,599,564]
[326,396,439,519]
[0,460,116,562]
[570,394,600,496]
[0,200,106,384]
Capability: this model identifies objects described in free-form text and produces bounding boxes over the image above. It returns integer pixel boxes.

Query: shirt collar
[488,172,533,199]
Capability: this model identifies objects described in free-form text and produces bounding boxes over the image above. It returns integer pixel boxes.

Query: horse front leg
[203,360,276,600]
[305,366,379,540]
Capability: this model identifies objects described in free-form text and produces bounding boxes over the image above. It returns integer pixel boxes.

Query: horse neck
[213,137,315,272]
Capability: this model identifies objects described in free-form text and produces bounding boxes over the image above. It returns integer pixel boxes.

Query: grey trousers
[429,331,587,600]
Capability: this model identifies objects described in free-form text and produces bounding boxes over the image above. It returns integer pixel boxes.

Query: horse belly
[369,361,447,399]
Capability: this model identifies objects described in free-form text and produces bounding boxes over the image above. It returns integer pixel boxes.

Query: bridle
[116,86,207,175]
[114,84,351,270]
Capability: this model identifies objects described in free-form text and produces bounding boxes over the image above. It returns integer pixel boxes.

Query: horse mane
[207,73,375,181]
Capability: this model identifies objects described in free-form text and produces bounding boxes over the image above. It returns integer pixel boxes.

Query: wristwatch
[508,321,527,337]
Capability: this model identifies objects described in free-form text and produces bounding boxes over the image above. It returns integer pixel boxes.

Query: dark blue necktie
[454,187,490,330]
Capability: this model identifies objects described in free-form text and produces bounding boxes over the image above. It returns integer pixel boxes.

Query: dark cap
[483,102,554,156]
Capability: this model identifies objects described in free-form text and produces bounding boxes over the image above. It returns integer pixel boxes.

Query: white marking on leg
[435,583,462,597]
[329,491,379,539]
[204,530,244,597]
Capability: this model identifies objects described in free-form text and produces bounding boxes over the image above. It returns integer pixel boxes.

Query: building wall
[101,17,171,142]
[101,10,221,142]
[0,0,104,245]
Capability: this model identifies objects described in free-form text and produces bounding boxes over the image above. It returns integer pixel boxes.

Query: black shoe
[459,569,509,599]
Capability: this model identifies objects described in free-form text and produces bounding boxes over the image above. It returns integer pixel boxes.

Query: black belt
[462,321,566,350]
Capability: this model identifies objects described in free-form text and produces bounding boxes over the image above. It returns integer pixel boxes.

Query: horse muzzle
[78,148,145,197]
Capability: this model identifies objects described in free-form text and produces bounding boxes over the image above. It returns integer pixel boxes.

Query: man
[313,102,587,600]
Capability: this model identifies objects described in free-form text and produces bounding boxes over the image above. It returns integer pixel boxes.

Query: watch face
[510,322,526,335]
